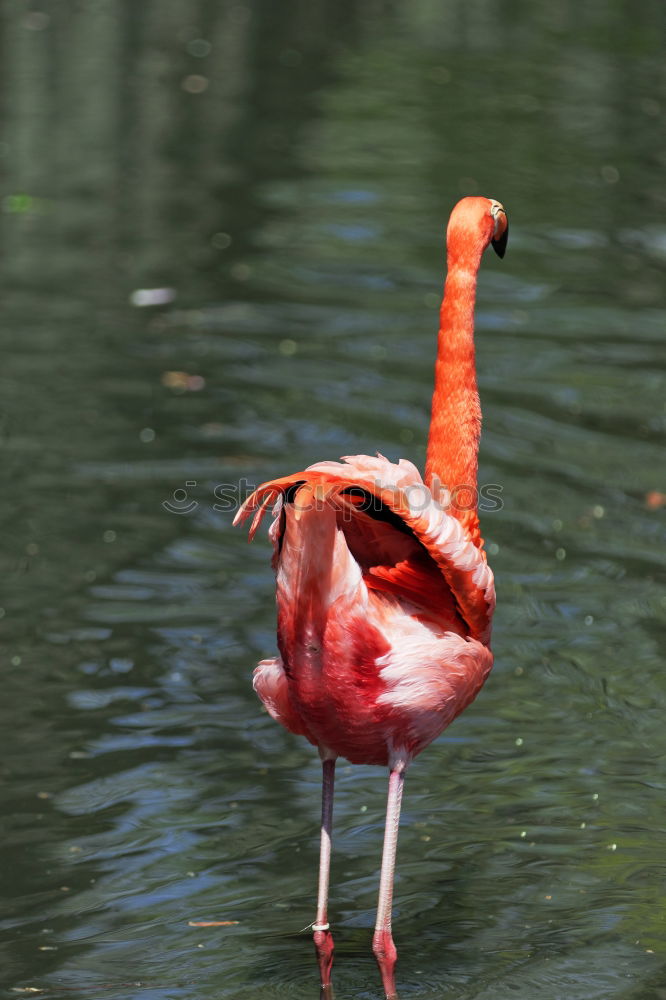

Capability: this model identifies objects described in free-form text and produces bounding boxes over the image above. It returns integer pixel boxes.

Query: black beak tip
[491,220,508,259]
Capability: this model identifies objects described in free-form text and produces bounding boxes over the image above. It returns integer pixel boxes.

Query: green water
[1,2,665,998]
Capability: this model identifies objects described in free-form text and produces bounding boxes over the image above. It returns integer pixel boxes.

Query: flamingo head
[446,196,509,262]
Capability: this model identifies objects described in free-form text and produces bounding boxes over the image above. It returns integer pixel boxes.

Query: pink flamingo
[235,196,508,998]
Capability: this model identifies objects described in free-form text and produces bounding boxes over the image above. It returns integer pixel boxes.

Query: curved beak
[491,212,508,259]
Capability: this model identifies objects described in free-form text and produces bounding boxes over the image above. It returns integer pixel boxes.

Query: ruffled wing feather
[234,453,495,644]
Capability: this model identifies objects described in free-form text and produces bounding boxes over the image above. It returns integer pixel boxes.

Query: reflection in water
[0,2,665,997]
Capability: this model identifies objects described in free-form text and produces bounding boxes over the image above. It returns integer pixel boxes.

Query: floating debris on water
[130,288,176,307]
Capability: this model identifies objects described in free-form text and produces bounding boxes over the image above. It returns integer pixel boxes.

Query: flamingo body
[237,453,494,766]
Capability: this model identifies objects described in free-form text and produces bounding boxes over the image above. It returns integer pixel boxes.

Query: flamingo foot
[314,926,335,989]
[372,927,398,999]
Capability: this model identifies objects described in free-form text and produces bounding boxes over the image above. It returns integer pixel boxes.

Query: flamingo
[234,196,508,998]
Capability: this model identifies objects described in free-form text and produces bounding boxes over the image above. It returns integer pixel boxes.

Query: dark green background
[1,1,665,997]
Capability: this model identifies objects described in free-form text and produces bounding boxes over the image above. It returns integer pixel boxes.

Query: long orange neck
[425,245,484,545]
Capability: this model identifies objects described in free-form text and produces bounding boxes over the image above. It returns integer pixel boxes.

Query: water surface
[1,2,665,998]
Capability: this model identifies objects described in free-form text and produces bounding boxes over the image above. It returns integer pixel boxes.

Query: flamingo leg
[313,756,336,992]
[372,761,407,999]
